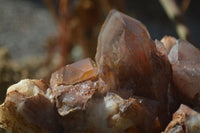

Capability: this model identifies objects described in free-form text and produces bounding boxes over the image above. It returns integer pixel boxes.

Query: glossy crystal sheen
[168,39,200,103]
[50,58,98,87]
[3,10,200,133]
[95,10,175,117]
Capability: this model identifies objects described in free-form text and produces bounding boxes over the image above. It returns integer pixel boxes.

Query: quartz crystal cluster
[0,10,200,133]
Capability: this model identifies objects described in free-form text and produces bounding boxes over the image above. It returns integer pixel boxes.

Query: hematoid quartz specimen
[0,10,200,133]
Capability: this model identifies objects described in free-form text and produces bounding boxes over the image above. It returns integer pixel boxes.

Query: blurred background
[0,0,200,132]
[0,0,200,112]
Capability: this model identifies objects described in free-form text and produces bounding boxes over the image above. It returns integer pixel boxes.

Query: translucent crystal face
[96,10,153,91]
[168,39,200,65]
[50,58,99,116]
[50,58,98,88]
[95,10,174,114]
[168,39,200,102]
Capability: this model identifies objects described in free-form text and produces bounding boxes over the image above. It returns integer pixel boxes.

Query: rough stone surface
[52,80,98,116]
[163,104,200,133]
[0,79,60,133]
[60,93,162,133]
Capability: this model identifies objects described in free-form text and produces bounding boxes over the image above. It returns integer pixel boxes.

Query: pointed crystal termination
[168,39,200,105]
[50,58,99,116]
[50,58,98,88]
[95,10,174,111]
[96,10,152,93]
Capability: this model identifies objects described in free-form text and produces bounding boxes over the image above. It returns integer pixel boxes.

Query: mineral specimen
[85,93,163,133]
[0,79,60,133]
[50,58,99,116]
[95,10,176,123]
[0,10,200,133]
[59,93,163,133]
[163,104,200,133]
[168,39,200,105]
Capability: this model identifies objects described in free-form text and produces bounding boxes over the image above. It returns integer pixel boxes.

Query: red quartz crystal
[168,39,200,105]
[95,10,176,123]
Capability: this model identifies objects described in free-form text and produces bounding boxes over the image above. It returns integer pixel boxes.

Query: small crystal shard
[155,39,168,57]
[161,36,176,54]
[163,104,200,133]
[168,39,200,104]
[50,58,98,87]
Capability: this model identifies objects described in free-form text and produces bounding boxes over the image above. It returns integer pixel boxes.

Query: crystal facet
[95,10,175,115]
[168,39,200,104]
[50,58,99,116]
[50,58,98,87]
